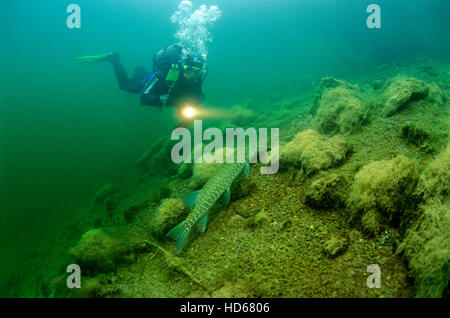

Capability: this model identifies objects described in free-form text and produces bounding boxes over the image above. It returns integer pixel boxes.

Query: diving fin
[75,52,119,64]
[167,221,190,254]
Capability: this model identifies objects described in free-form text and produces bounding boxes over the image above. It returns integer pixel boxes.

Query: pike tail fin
[167,221,190,254]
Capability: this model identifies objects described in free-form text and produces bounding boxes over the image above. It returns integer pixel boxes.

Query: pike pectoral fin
[196,213,208,233]
[221,188,231,205]
[244,163,250,177]
[182,190,200,209]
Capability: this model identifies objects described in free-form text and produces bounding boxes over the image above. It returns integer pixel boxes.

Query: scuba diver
[76,43,206,125]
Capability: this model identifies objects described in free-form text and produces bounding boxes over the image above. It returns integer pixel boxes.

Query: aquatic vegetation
[427,82,448,107]
[371,78,390,91]
[414,143,450,203]
[280,129,351,175]
[417,64,439,77]
[123,202,148,223]
[315,87,365,135]
[93,183,119,204]
[176,162,193,179]
[347,155,418,235]
[246,208,270,229]
[150,198,188,239]
[69,229,129,274]
[382,77,429,117]
[72,276,122,298]
[360,209,386,236]
[5,0,450,300]
[137,138,178,177]
[401,122,430,146]
[397,200,450,297]
[310,77,358,116]
[228,105,257,126]
[305,173,347,210]
[323,232,349,258]
[139,240,207,290]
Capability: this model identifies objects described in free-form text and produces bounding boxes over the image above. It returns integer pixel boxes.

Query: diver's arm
[193,84,205,104]
[140,77,166,107]
[140,92,164,107]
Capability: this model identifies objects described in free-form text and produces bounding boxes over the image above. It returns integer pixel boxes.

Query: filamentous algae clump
[347,155,418,235]
[280,129,351,175]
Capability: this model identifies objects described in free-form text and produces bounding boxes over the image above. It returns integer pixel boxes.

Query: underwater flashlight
[182,106,197,118]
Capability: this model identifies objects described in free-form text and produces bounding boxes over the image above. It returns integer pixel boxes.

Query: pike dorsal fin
[182,190,200,209]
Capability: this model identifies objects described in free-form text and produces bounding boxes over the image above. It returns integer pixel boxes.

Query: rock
[361,209,385,236]
[211,281,248,298]
[177,163,193,179]
[397,200,450,297]
[427,82,448,106]
[414,143,450,202]
[247,209,270,228]
[315,87,365,135]
[70,229,129,274]
[149,198,188,239]
[347,155,417,234]
[310,77,358,116]
[228,105,257,126]
[371,79,388,90]
[305,173,347,209]
[280,129,351,175]
[93,183,119,204]
[382,77,429,117]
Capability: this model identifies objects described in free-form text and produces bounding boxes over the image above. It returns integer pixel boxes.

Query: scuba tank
[152,43,183,80]
[153,43,208,82]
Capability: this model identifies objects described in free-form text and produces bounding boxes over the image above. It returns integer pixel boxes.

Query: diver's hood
[182,53,207,81]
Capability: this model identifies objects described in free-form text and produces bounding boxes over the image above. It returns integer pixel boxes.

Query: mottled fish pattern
[167,161,248,253]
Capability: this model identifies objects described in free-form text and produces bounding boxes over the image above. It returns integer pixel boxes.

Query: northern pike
[167,161,250,253]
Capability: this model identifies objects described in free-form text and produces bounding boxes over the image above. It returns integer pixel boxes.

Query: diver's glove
[160,94,170,106]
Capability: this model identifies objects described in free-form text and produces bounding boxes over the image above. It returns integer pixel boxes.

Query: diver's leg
[75,51,144,93]
[109,58,144,94]
[109,58,129,90]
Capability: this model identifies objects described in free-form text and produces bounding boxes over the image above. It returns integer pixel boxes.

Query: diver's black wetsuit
[110,45,205,108]
[110,58,147,94]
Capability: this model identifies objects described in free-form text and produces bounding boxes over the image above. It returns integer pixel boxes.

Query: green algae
[305,172,347,210]
[382,77,429,117]
[69,229,130,274]
[149,198,188,239]
[280,129,351,175]
[8,58,450,299]
[315,86,365,135]
[347,155,418,233]
[397,201,450,297]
